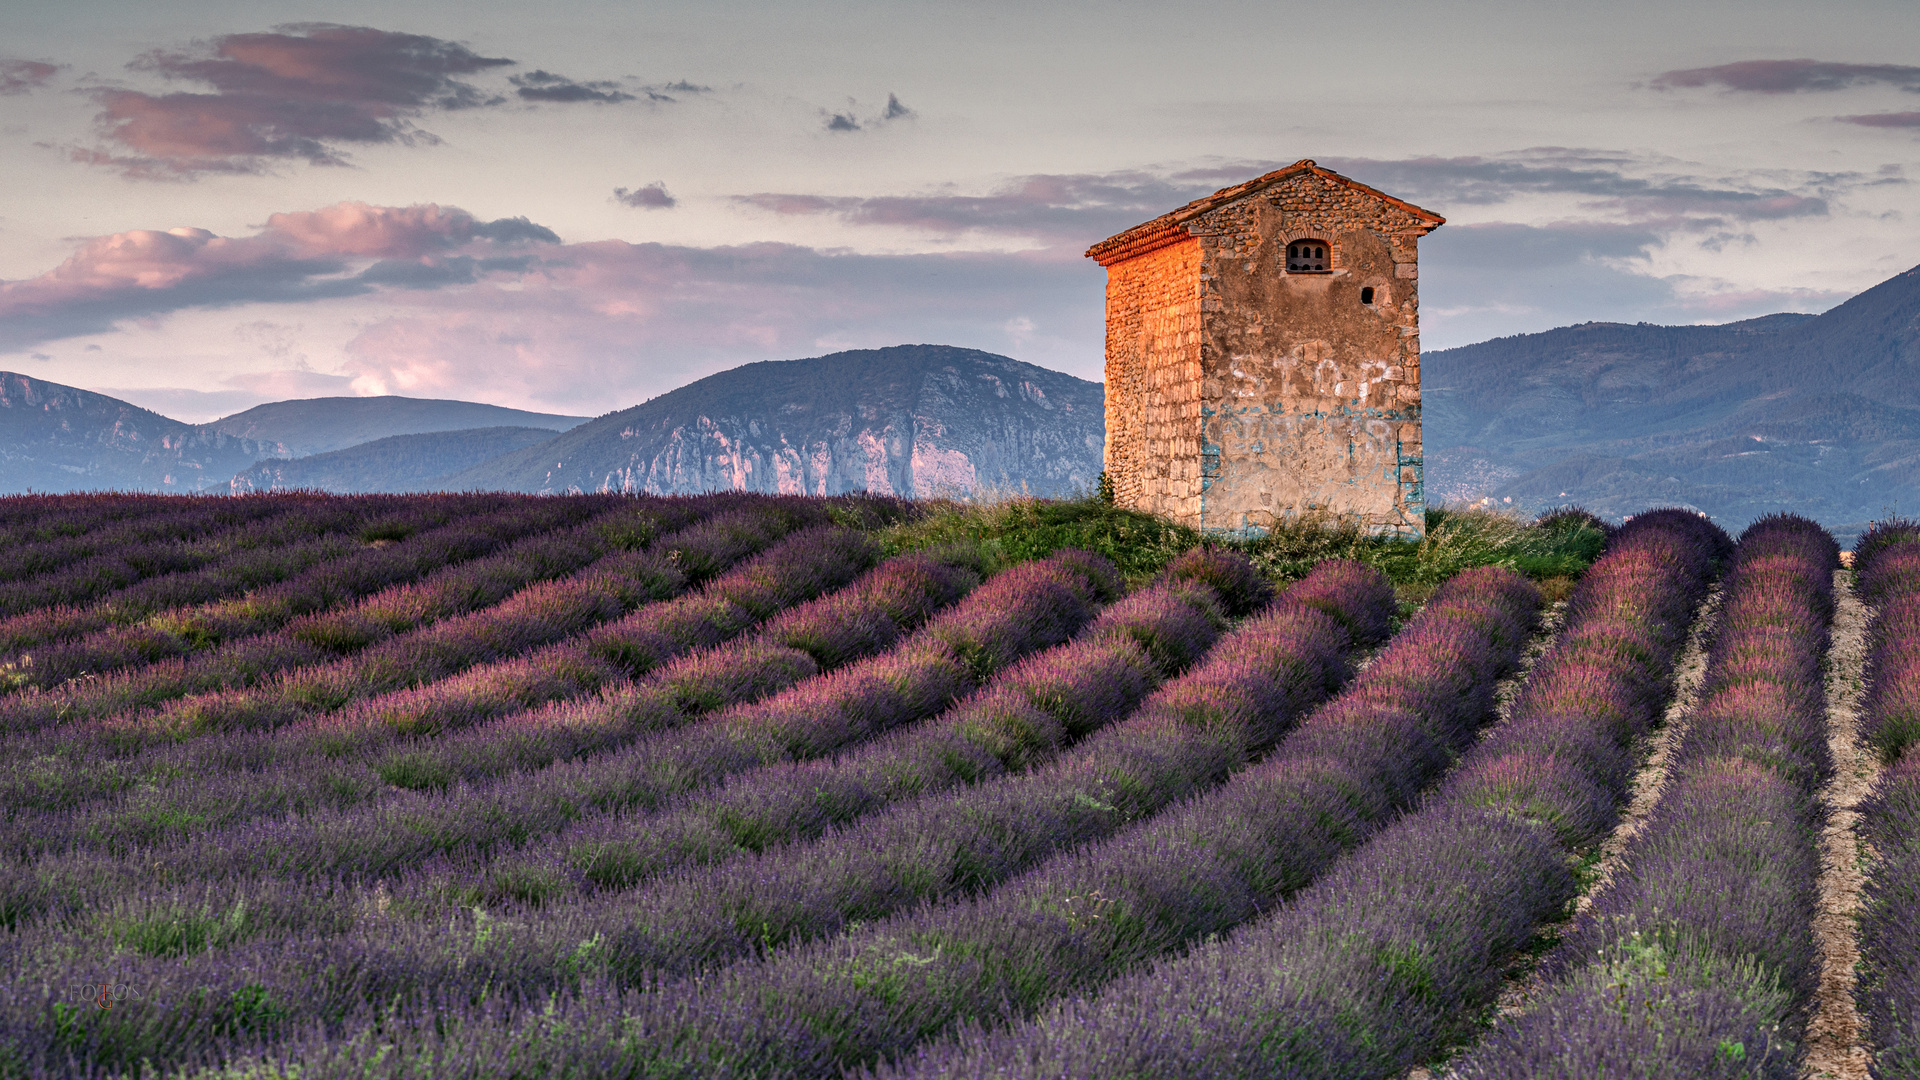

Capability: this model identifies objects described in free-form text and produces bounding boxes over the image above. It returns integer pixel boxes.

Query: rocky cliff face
[0,372,269,494]
[442,345,1105,498]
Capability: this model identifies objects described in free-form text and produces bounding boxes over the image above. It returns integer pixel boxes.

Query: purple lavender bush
[1446,512,1831,1079]
[870,510,1727,1080]
[1854,520,1920,1078]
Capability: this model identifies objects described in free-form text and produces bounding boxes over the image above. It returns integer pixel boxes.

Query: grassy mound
[880,497,1608,603]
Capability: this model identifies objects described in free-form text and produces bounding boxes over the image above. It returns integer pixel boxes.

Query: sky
[1,0,1917,422]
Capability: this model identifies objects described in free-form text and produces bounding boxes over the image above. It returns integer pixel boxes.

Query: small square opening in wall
[1286,240,1330,272]
[1360,286,1375,305]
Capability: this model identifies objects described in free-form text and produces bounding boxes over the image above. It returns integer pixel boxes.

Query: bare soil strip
[1495,582,1724,1010]
[1491,598,1566,727]
[1802,569,1874,1080]
[1562,582,1723,924]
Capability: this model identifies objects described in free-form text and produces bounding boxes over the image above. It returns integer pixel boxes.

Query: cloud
[1651,59,1920,94]
[0,201,557,349]
[735,170,1217,252]
[1321,151,1831,226]
[0,199,1104,413]
[822,93,915,132]
[75,23,513,177]
[470,216,562,244]
[13,148,1878,418]
[509,70,634,103]
[333,240,1102,408]
[734,151,1843,265]
[1417,221,1849,348]
[614,182,677,209]
[0,59,58,95]
[1841,111,1920,128]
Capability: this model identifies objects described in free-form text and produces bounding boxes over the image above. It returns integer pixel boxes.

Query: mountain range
[4,262,1918,540]
[229,427,566,494]
[438,345,1102,498]
[1422,263,1920,540]
[0,345,1103,500]
[205,397,585,457]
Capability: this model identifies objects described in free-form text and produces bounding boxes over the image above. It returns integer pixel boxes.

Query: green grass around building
[879,496,1609,602]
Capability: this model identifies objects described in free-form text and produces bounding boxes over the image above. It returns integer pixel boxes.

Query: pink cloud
[0,201,557,349]
[0,59,58,95]
[334,240,1101,409]
[79,24,513,177]
[0,200,1102,411]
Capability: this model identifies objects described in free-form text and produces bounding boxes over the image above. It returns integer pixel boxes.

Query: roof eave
[1086,160,1444,266]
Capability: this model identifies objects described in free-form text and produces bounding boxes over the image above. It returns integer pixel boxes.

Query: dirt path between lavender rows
[1553,582,1722,926]
[1802,568,1874,1080]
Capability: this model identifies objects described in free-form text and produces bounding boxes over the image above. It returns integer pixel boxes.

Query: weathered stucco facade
[1090,160,1443,536]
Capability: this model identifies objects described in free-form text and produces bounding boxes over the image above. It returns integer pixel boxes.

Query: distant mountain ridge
[231,427,563,494]
[442,345,1104,498]
[205,396,587,457]
[0,373,268,494]
[1424,263,1920,539]
[0,347,1103,498]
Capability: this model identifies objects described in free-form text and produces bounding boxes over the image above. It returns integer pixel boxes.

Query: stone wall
[1188,169,1428,534]
[1101,237,1204,519]
[1097,165,1433,536]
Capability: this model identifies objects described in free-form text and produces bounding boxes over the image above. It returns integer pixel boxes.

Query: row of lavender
[0,495,445,650]
[0,498,915,865]
[0,495,626,698]
[1,533,1133,1070]
[0,494,380,623]
[0,494,314,593]
[880,508,1730,1078]
[133,552,1543,1078]
[0,523,902,867]
[0,492,313,546]
[1449,514,1836,1075]
[0,493,897,738]
[0,493,199,545]
[0,504,942,859]
[5,547,1303,1074]
[0,492,719,657]
[1855,521,1920,1078]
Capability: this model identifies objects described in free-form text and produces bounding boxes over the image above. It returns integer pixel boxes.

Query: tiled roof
[1085,159,1445,266]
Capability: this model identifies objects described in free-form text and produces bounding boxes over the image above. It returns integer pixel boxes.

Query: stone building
[1089,159,1443,536]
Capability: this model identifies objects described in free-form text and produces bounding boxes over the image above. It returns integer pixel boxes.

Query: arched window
[1286,239,1330,273]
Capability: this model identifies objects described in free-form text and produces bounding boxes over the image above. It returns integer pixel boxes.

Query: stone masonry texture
[1090,160,1443,536]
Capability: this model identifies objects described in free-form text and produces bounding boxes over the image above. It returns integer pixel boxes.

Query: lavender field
[0,491,1899,1078]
